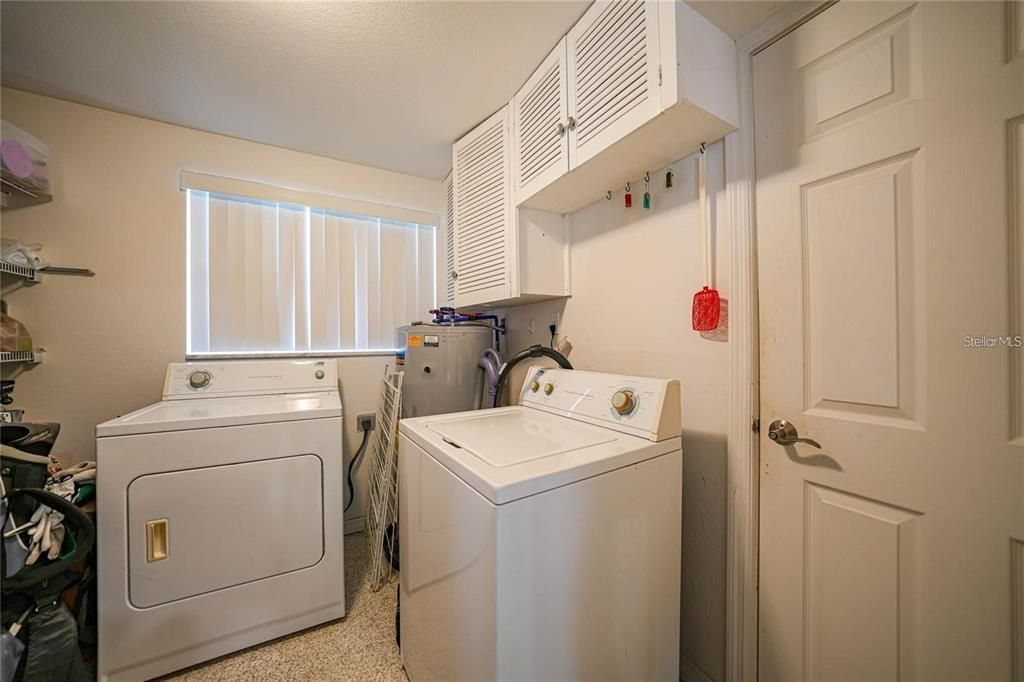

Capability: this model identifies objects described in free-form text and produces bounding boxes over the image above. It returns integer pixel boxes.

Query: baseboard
[344,514,365,534]
[680,657,716,682]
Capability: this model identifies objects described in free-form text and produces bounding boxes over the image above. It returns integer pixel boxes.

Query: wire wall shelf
[0,350,44,364]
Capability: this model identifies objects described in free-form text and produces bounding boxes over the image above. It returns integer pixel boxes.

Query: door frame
[722,3,836,681]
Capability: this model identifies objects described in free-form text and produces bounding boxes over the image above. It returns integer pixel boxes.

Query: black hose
[344,427,372,513]
[492,345,573,408]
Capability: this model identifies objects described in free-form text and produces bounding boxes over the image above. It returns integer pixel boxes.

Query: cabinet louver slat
[567,0,660,169]
[573,1,648,144]
[444,172,455,305]
[452,107,512,305]
[513,39,570,204]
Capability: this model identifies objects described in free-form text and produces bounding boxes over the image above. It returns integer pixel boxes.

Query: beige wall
[0,88,440,525]
[2,87,730,676]
[502,142,731,682]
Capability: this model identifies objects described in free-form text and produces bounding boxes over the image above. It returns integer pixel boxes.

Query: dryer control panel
[163,359,336,399]
[520,368,681,442]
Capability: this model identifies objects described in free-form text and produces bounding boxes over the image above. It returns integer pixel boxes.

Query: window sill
[185,350,399,361]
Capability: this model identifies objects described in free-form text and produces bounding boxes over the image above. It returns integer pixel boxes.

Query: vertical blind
[187,190,436,355]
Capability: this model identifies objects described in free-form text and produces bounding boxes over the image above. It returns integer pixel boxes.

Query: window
[186,185,436,356]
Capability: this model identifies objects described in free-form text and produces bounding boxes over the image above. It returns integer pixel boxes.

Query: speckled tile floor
[161,533,406,681]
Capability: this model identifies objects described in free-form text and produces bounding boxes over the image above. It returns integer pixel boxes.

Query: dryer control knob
[315,370,325,380]
[611,389,636,415]
[188,370,211,389]
[529,380,540,392]
[543,383,555,395]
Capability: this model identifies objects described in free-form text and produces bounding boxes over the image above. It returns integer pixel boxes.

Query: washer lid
[428,410,615,467]
[401,407,680,505]
[96,391,341,437]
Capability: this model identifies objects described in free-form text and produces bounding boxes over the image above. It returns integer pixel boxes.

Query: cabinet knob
[451,271,458,280]
[556,122,566,137]
[567,116,577,131]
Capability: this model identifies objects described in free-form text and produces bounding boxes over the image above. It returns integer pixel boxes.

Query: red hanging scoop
[692,144,720,331]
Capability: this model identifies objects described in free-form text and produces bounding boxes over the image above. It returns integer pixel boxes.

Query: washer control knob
[611,389,636,415]
[188,370,211,389]
[529,380,540,392]
[543,383,555,395]
[315,370,325,380]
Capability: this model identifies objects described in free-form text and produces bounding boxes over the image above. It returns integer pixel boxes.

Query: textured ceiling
[1,2,784,180]
[1,1,589,179]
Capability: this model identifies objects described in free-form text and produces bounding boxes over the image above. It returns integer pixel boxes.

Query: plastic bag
[0,314,32,353]
[1,630,25,682]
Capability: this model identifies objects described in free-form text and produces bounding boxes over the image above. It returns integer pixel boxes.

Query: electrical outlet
[550,312,560,331]
[357,413,376,432]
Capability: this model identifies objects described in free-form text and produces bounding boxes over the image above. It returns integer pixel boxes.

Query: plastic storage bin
[1,120,50,196]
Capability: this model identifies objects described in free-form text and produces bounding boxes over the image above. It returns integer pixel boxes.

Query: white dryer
[398,367,683,681]
[96,359,344,681]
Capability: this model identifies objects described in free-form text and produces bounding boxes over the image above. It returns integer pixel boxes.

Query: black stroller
[1,481,95,681]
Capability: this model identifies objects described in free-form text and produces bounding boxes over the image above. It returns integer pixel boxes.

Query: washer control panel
[163,359,336,399]
[520,368,681,441]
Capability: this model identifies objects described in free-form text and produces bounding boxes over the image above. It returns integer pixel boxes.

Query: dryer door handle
[146,519,169,562]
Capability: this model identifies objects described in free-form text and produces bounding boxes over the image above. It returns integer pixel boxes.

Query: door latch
[767,419,821,449]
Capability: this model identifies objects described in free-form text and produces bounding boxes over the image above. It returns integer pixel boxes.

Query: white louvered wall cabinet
[449,0,737,308]
[451,106,570,309]
[514,0,738,213]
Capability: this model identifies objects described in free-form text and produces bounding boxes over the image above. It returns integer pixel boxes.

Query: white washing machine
[398,367,683,681]
[96,359,344,681]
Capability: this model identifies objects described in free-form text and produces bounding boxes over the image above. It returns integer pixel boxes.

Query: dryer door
[127,454,324,608]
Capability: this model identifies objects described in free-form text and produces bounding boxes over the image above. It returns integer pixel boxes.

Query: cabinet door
[566,0,661,168]
[512,39,570,204]
[442,171,455,306]
[452,106,513,307]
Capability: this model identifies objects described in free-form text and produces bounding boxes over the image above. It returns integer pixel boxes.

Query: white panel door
[513,39,570,204]
[452,106,513,307]
[755,3,1024,681]
[566,0,661,168]
[443,170,455,307]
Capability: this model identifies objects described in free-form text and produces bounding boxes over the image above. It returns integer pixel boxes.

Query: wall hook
[625,182,631,192]
[699,142,706,155]
[644,172,651,183]
[605,190,612,200]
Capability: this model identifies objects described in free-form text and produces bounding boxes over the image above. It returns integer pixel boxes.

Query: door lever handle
[767,419,821,449]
